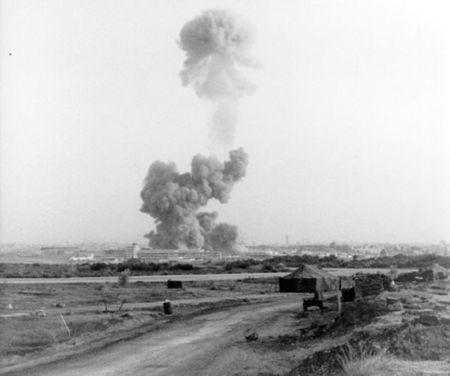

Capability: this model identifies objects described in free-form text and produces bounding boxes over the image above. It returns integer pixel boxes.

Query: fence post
[60,314,71,337]
[336,287,342,314]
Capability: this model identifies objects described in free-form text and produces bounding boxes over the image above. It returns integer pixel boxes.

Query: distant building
[103,246,135,260]
[69,253,94,262]
[41,246,80,257]
[136,248,221,263]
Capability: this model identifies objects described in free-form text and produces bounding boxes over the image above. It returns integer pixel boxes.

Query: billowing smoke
[179,9,257,148]
[140,10,255,252]
[196,212,240,253]
[141,148,248,251]
[208,223,239,253]
[196,211,218,234]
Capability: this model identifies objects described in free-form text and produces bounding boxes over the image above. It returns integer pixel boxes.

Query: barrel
[163,300,172,315]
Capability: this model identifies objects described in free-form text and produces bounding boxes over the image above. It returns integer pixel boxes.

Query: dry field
[0,278,281,370]
[1,277,450,376]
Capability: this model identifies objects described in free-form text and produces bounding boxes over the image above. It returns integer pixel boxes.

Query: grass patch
[339,350,450,376]
[0,316,65,357]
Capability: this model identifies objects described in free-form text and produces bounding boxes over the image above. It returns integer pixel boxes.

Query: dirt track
[0,272,288,284]
[4,299,304,376]
[0,268,417,284]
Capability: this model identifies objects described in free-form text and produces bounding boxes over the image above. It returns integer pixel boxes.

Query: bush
[90,263,108,271]
[118,269,130,286]
[170,263,194,271]
[224,259,259,271]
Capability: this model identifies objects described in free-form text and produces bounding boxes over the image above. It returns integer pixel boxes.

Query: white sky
[1,0,449,245]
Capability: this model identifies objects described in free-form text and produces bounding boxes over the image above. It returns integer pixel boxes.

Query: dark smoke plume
[196,213,240,253]
[141,148,248,250]
[179,9,257,148]
[208,223,239,253]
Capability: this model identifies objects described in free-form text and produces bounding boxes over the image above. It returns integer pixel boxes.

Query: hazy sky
[1,0,449,245]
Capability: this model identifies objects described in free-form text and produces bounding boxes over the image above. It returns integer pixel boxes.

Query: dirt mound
[354,273,391,297]
[287,315,450,375]
[331,299,389,332]
[386,324,450,360]
[285,282,450,376]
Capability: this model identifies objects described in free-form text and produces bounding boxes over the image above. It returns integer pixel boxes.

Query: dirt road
[0,272,288,284]
[0,268,417,284]
[4,299,305,376]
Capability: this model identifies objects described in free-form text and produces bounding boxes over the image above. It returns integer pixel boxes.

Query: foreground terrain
[3,300,305,376]
[2,276,450,375]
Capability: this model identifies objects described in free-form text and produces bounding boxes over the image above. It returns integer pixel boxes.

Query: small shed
[426,263,448,280]
[279,264,339,293]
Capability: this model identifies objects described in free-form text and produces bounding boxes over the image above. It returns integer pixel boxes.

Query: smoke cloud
[179,9,257,148]
[208,223,239,253]
[141,148,248,251]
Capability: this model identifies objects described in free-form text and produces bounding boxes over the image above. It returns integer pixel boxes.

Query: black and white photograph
[1,1,450,375]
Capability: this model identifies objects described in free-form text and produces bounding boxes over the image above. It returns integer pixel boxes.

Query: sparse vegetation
[1,254,449,279]
[118,269,130,286]
[0,278,278,368]
[340,352,420,376]
[1,274,449,375]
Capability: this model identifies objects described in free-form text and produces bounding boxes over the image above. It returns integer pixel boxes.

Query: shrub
[90,263,108,271]
[118,269,130,286]
[170,263,194,271]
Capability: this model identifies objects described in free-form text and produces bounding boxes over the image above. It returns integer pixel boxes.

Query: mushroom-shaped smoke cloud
[179,9,257,148]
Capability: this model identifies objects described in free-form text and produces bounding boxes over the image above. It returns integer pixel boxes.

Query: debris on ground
[245,330,259,342]
[281,276,450,376]
[354,273,391,297]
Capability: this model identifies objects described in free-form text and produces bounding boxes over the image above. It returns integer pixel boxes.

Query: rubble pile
[287,294,450,375]
[396,264,448,284]
[354,274,391,297]
[396,270,434,283]
[284,273,450,376]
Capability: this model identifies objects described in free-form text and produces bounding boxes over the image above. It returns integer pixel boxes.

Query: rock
[392,302,403,311]
[433,304,447,312]
[414,314,441,326]
[399,297,413,304]
[387,302,403,312]
[402,316,415,324]
[245,330,258,342]
[430,285,446,290]
[403,303,422,310]
[299,325,310,335]
[403,302,423,309]
[386,297,400,305]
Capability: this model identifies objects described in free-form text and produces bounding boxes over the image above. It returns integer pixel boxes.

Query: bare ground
[1,279,450,376]
[2,299,308,376]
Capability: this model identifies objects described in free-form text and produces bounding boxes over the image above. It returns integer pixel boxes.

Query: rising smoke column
[179,9,257,148]
[195,212,239,252]
[140,148,248,250]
